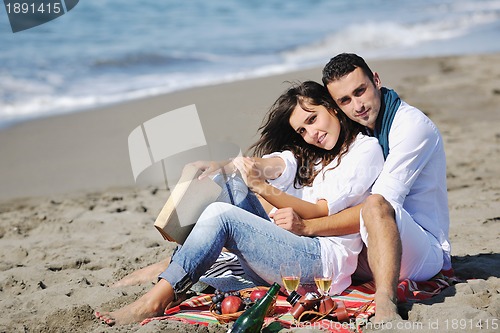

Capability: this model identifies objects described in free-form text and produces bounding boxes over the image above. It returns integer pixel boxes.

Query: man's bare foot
[111,260,170,288]
[372,292,402,323]
[95,279,176,326]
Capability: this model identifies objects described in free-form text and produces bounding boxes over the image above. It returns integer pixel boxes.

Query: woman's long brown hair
[248,81,363,187]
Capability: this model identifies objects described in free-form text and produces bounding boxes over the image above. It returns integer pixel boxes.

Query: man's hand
[270,207,307,236]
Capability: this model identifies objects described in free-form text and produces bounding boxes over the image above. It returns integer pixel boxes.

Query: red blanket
[141,269,460,332]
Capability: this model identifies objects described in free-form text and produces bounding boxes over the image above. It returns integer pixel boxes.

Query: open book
[154,164,222,244]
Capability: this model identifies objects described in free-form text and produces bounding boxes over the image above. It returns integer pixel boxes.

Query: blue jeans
[159,174,322,296]
[212,172,270,221]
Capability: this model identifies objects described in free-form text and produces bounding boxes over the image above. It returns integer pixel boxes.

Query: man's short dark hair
[322,53,375,86]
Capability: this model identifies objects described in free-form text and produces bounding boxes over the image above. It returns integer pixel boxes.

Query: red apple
[221,295,244,314]
[249,289,267,302]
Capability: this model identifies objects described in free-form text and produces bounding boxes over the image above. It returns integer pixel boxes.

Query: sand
[0,53,499,332]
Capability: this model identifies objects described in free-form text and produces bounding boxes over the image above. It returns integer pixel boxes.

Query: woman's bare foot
[95,279,175,326]
[111,260,170,288]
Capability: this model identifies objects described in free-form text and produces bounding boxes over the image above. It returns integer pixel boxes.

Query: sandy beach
[0,53,499,332]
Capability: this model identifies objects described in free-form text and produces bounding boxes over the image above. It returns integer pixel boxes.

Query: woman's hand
[188,160,223,179]
[233,157,266,193]
[270,207,307,236]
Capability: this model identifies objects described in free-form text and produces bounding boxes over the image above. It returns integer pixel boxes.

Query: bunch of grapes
[211,289,254,315]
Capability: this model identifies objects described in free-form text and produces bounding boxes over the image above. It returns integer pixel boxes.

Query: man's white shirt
[372,101,452,270]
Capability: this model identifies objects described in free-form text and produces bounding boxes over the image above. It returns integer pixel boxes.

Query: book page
[154,165,222,244]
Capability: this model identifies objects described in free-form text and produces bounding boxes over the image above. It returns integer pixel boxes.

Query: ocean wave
[282,10,500,63]
[2,0,500,129]
[90,51,225,69]
[0,65,299,128]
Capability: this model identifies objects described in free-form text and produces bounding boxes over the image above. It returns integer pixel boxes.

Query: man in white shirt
[272,53,451,323]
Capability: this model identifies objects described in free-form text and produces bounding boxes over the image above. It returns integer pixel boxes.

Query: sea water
[1,0,499,128]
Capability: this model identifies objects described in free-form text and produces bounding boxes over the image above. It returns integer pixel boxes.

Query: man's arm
[271,204,362,237]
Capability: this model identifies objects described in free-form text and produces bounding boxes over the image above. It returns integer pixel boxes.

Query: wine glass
[313,262,333,297]
[280,262,301,295]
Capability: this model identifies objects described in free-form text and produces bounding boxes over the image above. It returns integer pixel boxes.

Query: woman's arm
[189,159,233,179]
[273,136,383,235]
[233,157,329,219]
[230,156,286,181]
[191,155,286,180]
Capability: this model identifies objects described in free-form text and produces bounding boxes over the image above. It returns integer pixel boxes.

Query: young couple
[96,53,451,325]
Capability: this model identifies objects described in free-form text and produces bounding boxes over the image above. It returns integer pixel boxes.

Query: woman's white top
[264,133,384,294]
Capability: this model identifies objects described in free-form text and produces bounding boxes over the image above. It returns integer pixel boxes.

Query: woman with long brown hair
[96,81,384,326]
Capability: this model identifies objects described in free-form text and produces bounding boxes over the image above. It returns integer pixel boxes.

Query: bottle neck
[252,283,280,310]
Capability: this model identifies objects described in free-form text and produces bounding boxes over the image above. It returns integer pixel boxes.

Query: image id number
[6,2,61,14]
[445,318,498,330]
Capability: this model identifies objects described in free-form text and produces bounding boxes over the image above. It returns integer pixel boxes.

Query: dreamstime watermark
[128,104,242,187]
[127,105,243,228]
[3,0,79,33]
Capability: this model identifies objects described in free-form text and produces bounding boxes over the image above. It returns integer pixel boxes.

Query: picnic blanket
[140,269,460,332]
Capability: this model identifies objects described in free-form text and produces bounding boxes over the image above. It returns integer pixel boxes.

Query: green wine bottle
[227,282,280,333]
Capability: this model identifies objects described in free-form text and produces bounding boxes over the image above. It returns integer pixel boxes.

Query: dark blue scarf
[374,87,401,159]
